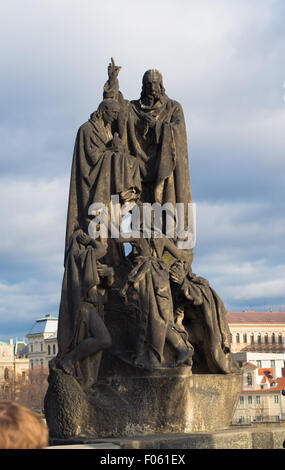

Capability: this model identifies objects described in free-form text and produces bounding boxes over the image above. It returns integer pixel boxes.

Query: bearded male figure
[104,60,193,260]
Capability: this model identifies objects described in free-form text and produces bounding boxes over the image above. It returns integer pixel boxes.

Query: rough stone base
[44,365,242,439]
[49,425,285,449]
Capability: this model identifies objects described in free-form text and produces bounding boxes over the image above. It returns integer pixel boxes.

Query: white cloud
[225,278,285,301]
[192,200,285,309]
[194,201,285,250]
[0,176,68,271]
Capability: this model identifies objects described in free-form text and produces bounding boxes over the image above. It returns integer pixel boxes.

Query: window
[274,395,279,404]
[41,343,43,352]
[248,396,252,405]
[53,344,56,355]
[257,334,261,344]
[30,344,33,353]
[239,396,244,405]
[271,360,275,368]
[243,334,247,343]
[257,360,262,368]
[264,334,269,344]
[30,360,33,369]
[256,396,261,405]
[4,368,9,380]
[250,334,254,344]
[278,334,283,345]
[247,374,253,386]
[236,333,240,344]
[48,345,51,355]
[272,333,276,344]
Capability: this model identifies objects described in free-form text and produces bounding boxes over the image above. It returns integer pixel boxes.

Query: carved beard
[144,91,162,107]
[145,95,155,107]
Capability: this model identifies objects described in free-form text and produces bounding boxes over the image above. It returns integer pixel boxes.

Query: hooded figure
[64,98,141,263]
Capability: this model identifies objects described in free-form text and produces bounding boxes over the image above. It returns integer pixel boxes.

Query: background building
[228,311,285,353]
[0,338,29,388]
[233,351,285,377]
[26,314,58,369]
[228,310,285,424]
[45,333,58,363]
[232,362,285,424]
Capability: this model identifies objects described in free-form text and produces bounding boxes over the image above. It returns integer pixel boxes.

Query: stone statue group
[51,59,239,394]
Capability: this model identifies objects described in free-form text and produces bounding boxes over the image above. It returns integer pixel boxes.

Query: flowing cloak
[124,95,192,216]
[121,236,188,369]
[175,273,240,374]
[64,113,141,261]
[57,229,106,357]
[104,82,193,256]
[126,255,172,367]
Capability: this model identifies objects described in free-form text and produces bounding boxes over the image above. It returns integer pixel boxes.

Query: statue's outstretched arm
[103,57,122,100]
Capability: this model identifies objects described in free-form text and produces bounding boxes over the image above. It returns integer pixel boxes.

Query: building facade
[227,311,285,353]
[0,338,29,382]
[45,333,58,363]
[233,351,285,377]
[227,311,285,424]
[26,314,58,369]
[232,362,285,424]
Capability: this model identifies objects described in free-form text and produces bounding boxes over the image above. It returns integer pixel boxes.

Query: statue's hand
[77,232,92,246]
[144,113,156,128]
[108,57,122,84]
[97,264,113,277]
[110,132,124,152]
[169,273,183,285]
[169,261,185,285]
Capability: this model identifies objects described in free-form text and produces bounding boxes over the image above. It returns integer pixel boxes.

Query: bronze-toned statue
[44,59,241,440]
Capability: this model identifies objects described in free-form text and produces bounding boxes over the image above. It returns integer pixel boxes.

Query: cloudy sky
[0,0,284,341]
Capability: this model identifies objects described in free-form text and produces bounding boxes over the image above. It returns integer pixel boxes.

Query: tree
[0,366,49,413]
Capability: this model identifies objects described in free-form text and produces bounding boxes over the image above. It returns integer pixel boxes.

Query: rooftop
[27,314,58,336]
[242,376,285,393]
[227,311,285,324]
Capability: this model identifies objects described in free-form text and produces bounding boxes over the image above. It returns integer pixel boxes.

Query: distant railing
[231,414,285,426]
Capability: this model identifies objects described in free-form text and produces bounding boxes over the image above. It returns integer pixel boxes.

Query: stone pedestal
[49,425,285,449]
[44,359,242,439]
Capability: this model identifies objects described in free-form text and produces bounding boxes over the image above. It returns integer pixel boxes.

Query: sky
[0,0,284,342]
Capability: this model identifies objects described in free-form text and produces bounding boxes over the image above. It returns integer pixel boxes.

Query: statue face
[144,77,162,100]
[102,105,119,124]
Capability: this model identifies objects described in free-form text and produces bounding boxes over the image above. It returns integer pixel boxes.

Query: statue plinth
[45,354,242,439]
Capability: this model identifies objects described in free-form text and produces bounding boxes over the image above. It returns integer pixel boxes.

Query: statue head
[141,69,165,101]
[97,98,120,125]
